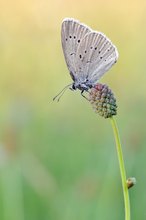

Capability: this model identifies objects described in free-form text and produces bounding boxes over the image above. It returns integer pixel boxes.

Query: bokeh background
[0,0,146,219]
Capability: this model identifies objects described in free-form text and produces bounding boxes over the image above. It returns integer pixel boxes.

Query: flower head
[89,83,117,118]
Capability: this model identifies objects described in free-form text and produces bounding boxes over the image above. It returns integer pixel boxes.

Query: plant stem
[110,117,130,220]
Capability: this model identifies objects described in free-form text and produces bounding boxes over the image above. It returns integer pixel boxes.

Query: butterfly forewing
[75,31,118,84]
[61,18,91,80]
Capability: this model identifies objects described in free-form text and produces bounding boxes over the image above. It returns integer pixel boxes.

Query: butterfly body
[72,79,92,91]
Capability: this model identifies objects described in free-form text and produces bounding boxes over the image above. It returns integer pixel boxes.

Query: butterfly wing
[75,31,118,84]
[61,18,91,81]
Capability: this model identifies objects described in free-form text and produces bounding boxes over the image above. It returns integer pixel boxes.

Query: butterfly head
[72,80,93,92]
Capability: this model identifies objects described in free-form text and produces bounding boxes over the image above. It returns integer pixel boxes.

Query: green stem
[110,117,130,220]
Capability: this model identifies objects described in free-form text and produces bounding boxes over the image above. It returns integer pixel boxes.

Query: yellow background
[0,0,145,219]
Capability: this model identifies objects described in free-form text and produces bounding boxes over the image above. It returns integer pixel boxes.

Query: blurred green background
[0,0,146,219]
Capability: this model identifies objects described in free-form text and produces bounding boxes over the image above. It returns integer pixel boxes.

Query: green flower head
[89,83,117,118]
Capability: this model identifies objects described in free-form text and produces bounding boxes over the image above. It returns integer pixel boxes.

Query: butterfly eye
[85,50,87,53]
[72,84,76,90]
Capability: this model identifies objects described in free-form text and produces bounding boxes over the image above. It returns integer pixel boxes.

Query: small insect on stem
[126,177,136,189]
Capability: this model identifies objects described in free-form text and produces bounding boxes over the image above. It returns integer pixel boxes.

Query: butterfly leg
[81,90,89,100]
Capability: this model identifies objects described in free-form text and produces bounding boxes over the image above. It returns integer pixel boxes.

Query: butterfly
[53,18,118,101]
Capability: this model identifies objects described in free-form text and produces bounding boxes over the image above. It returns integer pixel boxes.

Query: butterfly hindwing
[75,31,119,84]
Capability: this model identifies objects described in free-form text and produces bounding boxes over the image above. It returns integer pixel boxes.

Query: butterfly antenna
[53,83,72,102]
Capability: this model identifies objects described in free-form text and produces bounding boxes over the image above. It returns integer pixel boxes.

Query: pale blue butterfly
[54,18,118,101]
